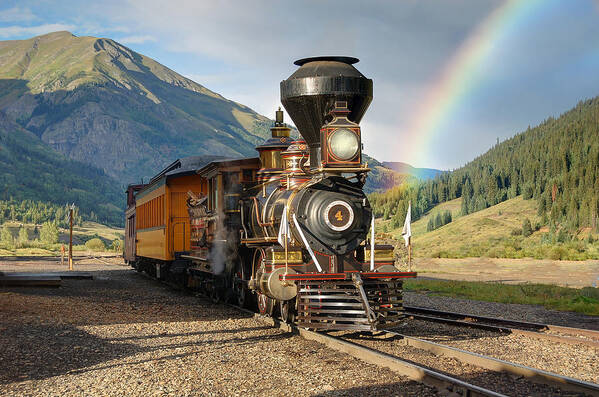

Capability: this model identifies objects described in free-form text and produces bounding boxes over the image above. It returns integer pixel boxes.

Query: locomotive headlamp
[320,101,362,167]
[328,128,359,161]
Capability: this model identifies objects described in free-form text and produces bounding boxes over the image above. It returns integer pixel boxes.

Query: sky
[1,0,599,170]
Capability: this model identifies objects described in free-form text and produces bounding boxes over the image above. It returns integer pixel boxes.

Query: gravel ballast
[405,291,599,330]
[1,262,435,397]
[394,319,599,384]
[2,259,598,396]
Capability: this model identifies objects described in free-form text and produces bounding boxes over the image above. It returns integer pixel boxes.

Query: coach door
[173,222,186,253]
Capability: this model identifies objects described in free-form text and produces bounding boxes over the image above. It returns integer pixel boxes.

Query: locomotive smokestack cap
[280,56,373,151]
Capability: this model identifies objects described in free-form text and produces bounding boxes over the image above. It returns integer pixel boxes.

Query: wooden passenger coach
[125,156,260,265]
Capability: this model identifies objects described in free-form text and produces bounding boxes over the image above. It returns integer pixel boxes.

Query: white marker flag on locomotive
[278,205,291,246]
[401,201,412,247]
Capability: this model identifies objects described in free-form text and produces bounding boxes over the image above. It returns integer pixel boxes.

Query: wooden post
[68,207,73,271]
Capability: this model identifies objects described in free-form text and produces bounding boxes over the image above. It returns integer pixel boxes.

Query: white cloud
[0,23,76,38]
[0,6,37,23]
[117,34,156,44]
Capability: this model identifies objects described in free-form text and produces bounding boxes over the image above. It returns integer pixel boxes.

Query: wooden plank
[0,275,61,287]
[3,272,93,280]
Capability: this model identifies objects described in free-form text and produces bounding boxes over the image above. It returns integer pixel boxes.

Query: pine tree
[434,213,442,229]
[1,225,14,248]
[427,217,434,232]
[18,227,29,246]
[443,210,452,225]
[40,221,59,244]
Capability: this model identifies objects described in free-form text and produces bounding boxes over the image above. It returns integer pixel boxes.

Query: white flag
[277,206,291,246]
[401,201,412,247]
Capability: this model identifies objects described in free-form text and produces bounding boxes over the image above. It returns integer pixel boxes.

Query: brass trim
[317,167,371,173]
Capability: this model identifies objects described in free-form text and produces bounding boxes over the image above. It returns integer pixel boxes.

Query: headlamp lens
[329,128,359,161]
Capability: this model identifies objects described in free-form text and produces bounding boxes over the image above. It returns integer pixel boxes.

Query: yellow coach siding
[136,184,165,206]
[136,228,167,260]
[134,175,206,262]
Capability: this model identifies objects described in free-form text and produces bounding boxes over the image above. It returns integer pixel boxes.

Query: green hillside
[378,196,599,260]
[371,96,599,245]
[0,110,122,225]
[0,31,272,183]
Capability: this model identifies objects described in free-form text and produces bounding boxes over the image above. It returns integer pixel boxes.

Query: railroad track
[404,305,599,348]
[379,329,599,396]
[245,309,599,396]
[248,310,504,397]
[138,273,599,395]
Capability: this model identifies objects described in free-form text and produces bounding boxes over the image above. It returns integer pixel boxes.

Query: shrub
[40,221,59,244]
[522,218,533,237]
[110,239,123,252]
[557,228,570,243]
[85,238,106,251]
[550,246,566,260]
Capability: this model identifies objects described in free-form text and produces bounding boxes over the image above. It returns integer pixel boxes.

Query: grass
[379,195,599,260]
[405,279,599,316]
[411,197,463,237]
[0,221,123,256]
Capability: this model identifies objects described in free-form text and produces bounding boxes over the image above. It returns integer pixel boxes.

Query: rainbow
[399,0,544,168]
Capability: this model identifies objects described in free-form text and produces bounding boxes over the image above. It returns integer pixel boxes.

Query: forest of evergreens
[0,200,83,227]
[0,113,123,226]
[370,97,599,238]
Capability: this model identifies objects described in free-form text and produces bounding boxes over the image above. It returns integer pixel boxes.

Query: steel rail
[381,330,599,396]
[136,272,596,396]
[404,305,599,348]
[252,313,505,397]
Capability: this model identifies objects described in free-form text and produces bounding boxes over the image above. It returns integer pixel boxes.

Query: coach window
[208,178,213,210]
[208,176,218,211]
[242,169,253,182]
[214,176,219,210]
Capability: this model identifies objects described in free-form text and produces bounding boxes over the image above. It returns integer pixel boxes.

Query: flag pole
[408,235,412,272]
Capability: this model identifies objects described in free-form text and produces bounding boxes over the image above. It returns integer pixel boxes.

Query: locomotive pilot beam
[124,56,416,331]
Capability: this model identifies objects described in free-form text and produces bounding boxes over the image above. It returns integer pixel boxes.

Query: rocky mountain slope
[0,109,122,224]
[0,31,413,225]
[0,31,271,182]
[382,161,443,180]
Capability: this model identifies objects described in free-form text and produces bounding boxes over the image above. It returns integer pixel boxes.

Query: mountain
[0,31,409,226]
[362,155,410,193]
[371,96,599,239]
[0,109,122,224]
[381,161,443,180]
[0,31,272,183]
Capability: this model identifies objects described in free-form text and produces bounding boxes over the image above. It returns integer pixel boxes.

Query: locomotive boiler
[124,56,416,331]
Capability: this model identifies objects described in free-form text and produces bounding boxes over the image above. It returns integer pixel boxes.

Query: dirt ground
[3,255,599,287]
[413,257,599,287]
[0,259,435,397]
[0,254,122,273]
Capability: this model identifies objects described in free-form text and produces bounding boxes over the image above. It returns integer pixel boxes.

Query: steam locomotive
[124,57,416,331]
